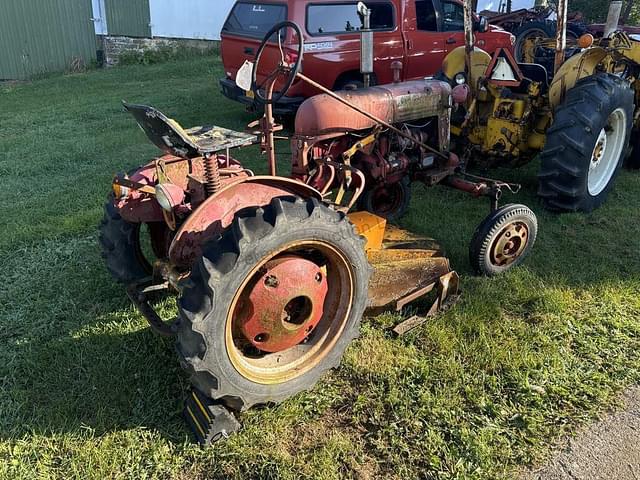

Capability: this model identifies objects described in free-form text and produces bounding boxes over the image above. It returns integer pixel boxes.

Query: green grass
[1,57,639,479]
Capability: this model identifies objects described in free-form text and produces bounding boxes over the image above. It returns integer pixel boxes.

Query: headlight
[454,72,467,85]
[155,183,185,212]
[510,34,516,46]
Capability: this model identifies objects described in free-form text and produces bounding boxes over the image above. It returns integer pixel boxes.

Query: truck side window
[307,3,395,36]
[441,1,464,31]
[415,1,437,32]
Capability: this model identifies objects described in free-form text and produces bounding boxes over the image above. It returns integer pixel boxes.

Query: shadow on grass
[0,235,190,442]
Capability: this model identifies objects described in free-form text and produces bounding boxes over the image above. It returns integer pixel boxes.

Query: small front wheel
[469,204,538,276]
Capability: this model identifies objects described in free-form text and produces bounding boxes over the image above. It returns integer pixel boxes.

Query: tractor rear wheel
[99,195,172,284]
[513,21,555,62]
[537,74,633,212]
[176,196,371,410]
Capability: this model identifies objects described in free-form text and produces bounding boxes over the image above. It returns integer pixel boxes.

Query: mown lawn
[0,57,639,480]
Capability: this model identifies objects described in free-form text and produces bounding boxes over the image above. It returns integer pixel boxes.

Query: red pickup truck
[220,0,515,114]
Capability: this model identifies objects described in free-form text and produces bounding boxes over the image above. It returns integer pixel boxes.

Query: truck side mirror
[474,15,489,33]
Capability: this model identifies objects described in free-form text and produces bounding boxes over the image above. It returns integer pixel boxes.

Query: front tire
[176,197,371,410]
[538,74,633,212]
[469,204,538,276]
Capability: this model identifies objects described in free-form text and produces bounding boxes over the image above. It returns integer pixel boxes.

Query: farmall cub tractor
[100,21,537,443]
[440,0,640,212]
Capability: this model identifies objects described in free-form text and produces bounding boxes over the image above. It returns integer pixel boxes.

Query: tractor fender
[548,47,609,109]
[168,176,323,268]
[442,46,492,91]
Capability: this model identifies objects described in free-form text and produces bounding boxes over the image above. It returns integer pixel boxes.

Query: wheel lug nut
[264,275,279,288]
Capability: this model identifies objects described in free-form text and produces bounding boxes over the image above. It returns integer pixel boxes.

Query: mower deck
[349,212,459,316]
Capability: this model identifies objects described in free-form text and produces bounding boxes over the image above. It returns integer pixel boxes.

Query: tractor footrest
[184,389,241,446]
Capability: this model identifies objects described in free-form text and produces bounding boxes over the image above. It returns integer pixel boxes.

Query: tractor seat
[123,102,257,158]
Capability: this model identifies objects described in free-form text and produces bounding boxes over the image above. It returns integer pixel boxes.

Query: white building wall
[91,0,108,35]
[149,0,236,40]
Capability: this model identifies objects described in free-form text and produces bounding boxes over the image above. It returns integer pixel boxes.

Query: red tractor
[100,22,537,443]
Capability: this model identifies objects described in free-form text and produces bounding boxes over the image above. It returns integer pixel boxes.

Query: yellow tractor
[441,0,639,212]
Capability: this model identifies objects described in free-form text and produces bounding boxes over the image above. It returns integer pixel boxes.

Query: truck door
[436,0,466,53]
[403,0,448,79]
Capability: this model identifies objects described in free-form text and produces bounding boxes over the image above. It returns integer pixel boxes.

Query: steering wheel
[252,21,304,105]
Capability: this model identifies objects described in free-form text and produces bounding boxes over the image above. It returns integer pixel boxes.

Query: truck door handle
[244,47,254,55]
[446,38,457,44]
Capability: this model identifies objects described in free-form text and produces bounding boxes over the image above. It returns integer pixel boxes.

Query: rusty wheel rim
[370,183,404,217]
[225,240,354,385]
[489,221,529,267]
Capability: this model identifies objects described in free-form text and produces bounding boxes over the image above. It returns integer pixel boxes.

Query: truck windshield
[222,2,287,38]
[307,2,395,35]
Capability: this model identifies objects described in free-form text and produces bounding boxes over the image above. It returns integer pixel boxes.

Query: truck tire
[537,73,633,212]
[176,196,371,411]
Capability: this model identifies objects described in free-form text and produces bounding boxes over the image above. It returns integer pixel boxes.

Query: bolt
[314,272,322,283]
[264,275,279,288]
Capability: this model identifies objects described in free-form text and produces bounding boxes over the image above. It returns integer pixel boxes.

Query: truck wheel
[99,196,171,284]
[469,204,538,276]
[359,177,411,222]
[176,196,371,411]
[513,21,555,62]
[538,74,633,212]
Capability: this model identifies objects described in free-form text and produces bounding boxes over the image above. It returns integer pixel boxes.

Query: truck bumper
[219,78,305,115]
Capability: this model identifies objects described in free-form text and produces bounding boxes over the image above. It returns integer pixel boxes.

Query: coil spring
[203,155,221,197]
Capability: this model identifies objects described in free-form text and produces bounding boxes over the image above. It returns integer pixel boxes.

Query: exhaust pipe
[603,1,623,38]
[554,0,568,75]
[358,2,373,88]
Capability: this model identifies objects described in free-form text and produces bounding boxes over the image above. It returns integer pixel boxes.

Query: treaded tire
[513,21,556,62]
[176,196,371,411]
[626,129,640,169]
[469,204,538,276]
[359,177,412,222]
[537,73,633,212]
[99,195,151,283]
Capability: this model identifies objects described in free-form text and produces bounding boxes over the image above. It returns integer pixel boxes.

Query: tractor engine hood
[294,80,452,137]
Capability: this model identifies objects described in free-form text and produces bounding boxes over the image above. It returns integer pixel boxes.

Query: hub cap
[588,108,627,196]
[490,221,529,267]
[225,241,354,385]
[237,256,328,353]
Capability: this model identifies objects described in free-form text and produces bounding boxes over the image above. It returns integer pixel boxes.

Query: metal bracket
[126,279,180,336]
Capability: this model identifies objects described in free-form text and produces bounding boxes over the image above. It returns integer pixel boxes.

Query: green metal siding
[105,0,151,37]
[0,0,97,80]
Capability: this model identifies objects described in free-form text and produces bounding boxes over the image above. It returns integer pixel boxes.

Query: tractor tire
[537,73,633,212]
[513,21,556,62]
[99,196,152,284]
[176,196,371,411]
[626,129,640,169]
[469,204,538,276]
[358,177,412,222]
